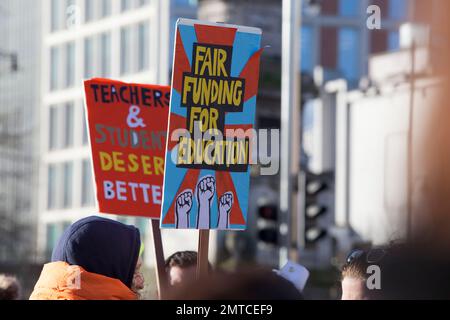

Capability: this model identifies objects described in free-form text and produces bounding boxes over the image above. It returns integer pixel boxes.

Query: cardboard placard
[161,19,263,230]
[84,78,170,218]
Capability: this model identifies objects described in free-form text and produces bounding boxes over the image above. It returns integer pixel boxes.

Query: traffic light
[257,204,278,246]
[301,172,329,247]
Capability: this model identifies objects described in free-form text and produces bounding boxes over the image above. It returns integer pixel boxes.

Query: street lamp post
[280,0,301,267]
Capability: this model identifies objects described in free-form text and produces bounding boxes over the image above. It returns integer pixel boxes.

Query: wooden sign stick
[150,219,167,299]
[197,229,210,279]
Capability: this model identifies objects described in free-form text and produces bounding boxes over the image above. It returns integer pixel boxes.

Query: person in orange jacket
[30,216,144,300]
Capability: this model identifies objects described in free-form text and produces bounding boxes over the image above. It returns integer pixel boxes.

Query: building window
[50,46,60,91]
[338,27,360,83]
[82,105,89,145]
[388,31,400,51]
[300,25,314,72]
[120,26,132,75]
[51,0,61,32]
[84,37,94,78]
[121,0,133,11]
[338,0,360,17]
[370,29,388,54]
[138,22,150,71]
[81,159,95,206]
[101,0,112,17]
[65,0,76,30]
[63,102,74,148]
[62,221,71,232]
[85,0,95,22]
[174,0,198,7]
[138,0,151,6]
[320,0,338,15]
[100,33,111,77]
[136,217,148,237]
[45,223,58,259]
[49,106,58,150]
[63,162,73,208]
[320,27,337,69]
[65,42,75,88]
[47,164,58,209]
[389,0,408,20]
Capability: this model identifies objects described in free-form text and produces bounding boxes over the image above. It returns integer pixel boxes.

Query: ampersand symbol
[126,105,146,128]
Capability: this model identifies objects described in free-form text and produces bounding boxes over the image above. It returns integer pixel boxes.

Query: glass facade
[47,165,57,209]
[100,32,111,77]
[300,26,314,72]
[84,37,94,78]
[389,0,408,20]
[338,0,360,17]
[49,106,58,150]
[63,162,73,208]
[63,102,74,148]
[120,26,132,74]
[138,22,150,71]
[65,42,75,87]
[50,46,59,91]
[338,27,359,82]
[81,159,95,206]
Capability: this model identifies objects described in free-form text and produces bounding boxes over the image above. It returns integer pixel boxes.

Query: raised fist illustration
[197,175,215,205]
[217,192,233,229]
[175,189,193,229]
[196,175,216,229]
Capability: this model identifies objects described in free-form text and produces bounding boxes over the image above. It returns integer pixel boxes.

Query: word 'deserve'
[99,151,164,175]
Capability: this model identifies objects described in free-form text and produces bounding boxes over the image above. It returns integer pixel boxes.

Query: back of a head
[341,246,390,300]
[169,268,303,300]
[0,275,20,300]
[374,244,450,299]
[51,216,140,288]
[165,251,198,273]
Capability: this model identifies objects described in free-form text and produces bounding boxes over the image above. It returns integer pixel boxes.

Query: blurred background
[0,0,442,299]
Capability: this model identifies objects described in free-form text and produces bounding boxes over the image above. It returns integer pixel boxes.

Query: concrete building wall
[0,0,41,264]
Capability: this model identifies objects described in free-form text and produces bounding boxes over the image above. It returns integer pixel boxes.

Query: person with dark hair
[0,275,21,300]
[341,247,388,300]
[30,216,144,300]
[169,267,303,300]
[165,251,210,287]
[341,250,370,300]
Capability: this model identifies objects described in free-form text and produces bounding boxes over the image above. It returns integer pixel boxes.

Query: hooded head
[51,216,140,288]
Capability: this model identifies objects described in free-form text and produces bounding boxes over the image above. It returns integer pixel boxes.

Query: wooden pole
[406,41,416,239]
[151,219,167,299]
[197,230,210,279]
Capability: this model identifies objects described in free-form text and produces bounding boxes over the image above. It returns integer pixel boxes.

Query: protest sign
[84,78,170,218]
[161,19,263,230]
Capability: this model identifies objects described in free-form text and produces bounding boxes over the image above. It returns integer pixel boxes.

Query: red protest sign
[83,78,170,218]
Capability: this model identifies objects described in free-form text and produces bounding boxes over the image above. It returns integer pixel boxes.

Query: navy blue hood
[51,216,140,288]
